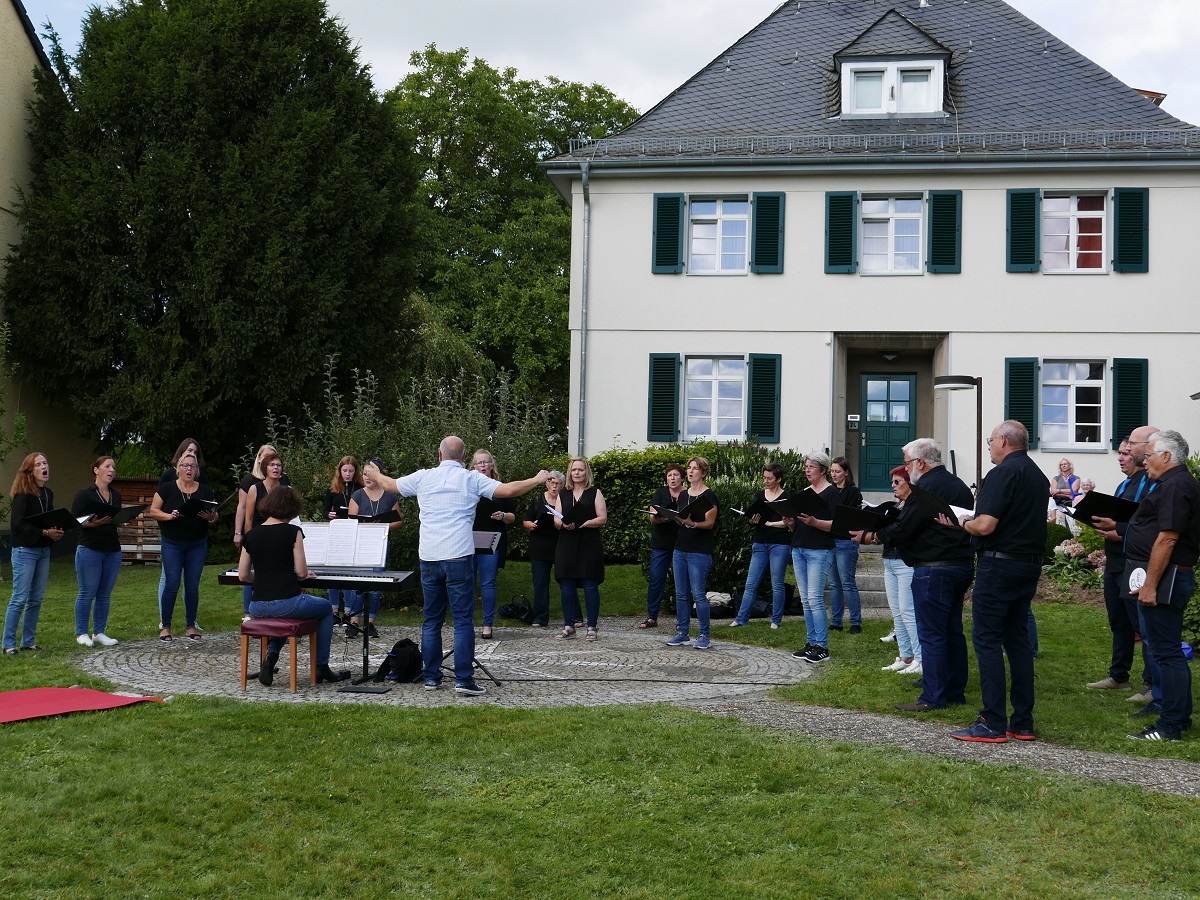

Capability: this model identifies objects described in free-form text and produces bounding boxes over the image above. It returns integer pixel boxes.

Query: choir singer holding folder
[3,452,62,655]
[364,439,550,697]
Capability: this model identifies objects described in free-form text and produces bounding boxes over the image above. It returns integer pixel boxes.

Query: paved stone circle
[76,617,814,708]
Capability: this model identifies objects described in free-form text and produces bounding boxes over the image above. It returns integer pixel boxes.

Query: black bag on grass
[371,639,423,682]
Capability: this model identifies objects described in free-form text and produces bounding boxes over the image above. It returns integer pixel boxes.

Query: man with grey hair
[1121,430,1200,741]
[866,437,974,712]
[366,438,549,696]
[953,420,1049,743]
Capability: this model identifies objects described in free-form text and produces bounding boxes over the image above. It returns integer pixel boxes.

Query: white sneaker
[76,634,94,648]
[241,615,252,623]
[882,657,908,671]
[900,660,923,676]
[93,632,118,647]
[880,631,896,643]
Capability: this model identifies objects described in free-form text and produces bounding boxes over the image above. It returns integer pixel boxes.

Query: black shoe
[848,625,862,634]
[895,700,940,712]
[455,680,486,696]
[259,651,279,687]
[367,623,379,639]
[910,679,924,690]
[316,664,349,683]
[829,625,843,632]
[344,622,361,639]
[802,645,829,663]
[791,643,814,659]
[1128,725,1180,741]
[1129,702,1163,719]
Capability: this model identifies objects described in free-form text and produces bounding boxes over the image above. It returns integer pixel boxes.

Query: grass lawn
[1,557,1197,897]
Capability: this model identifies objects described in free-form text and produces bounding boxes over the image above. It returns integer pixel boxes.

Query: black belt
[979,551,1043,564]
[914,559,973,568]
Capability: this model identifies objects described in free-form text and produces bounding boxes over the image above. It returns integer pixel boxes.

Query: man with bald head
[367,437,549,696]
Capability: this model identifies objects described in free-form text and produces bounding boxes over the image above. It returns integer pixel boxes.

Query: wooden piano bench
[240,617,319,693]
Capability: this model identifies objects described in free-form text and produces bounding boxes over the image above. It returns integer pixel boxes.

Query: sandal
[586,627,598,642]
[186,629,202,641]
[637,618,657,629]
[557,626,576,640]
[159,628,172,643]
[530,622,544,628]
[481,627,493,640]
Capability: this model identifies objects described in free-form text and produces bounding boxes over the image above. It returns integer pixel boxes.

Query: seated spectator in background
[1050,458,1081,508]
[1057,476,1095,536]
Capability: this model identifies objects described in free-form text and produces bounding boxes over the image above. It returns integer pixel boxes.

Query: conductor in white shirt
[365,437,549,696]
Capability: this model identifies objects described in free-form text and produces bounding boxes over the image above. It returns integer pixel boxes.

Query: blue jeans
[420,556,476,685]
[645,548,672,621]
[673,549,712,638]
[75,546,122,636]
[971,556,1040,733]
[530,558,553,626]
[559,578,600,629]
[474,551,500,626]
[4,546,51,650]
[912,563,973,708]
[160,537,207,630]
[249,593,336,665]
[791,547,832,649]
[734,542,790,626]
[1140,569,1195,735]
[829,539,862,628]
[346,591,380,621]
[326,588,357,617]
[883,557,919,661]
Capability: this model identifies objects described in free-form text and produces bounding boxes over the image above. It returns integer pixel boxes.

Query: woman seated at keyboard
[239,486,347,686]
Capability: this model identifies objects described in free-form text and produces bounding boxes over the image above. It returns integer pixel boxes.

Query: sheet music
[354,523,390,567]
[327,519,360,567]
[302,522,330,566]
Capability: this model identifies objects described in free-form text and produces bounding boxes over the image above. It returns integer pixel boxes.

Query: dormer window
[840,60,944,117]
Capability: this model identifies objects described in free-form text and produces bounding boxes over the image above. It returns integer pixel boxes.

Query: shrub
[1043,537,1103,591]
[1044,522,1072,560]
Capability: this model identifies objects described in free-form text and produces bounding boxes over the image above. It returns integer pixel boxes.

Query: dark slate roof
[556,0,1200,161]
[8,0,53,72]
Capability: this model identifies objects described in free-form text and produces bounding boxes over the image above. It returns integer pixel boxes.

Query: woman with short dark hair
[643,463,686,629]
[731,462,790,629]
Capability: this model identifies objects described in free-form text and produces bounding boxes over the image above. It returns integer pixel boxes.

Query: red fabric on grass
[0,687,162,724]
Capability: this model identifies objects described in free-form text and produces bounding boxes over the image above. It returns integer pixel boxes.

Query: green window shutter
[750,192,785,274]
[1112,188,1149,273]
[927,190,962,273]
[746,354,782,444]
[647,354,681,441]
[1111,358,1148,449]
[1004,357,1040,449]
[652,194,685,274]
[1006,189,1040,272]
[824,192,857,273]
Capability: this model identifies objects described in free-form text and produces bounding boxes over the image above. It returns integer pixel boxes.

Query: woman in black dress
[554,457,607,641]
[522,470,564,628]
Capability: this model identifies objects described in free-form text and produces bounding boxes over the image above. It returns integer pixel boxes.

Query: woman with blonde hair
[554,456,607,640]
[3,452,63,654]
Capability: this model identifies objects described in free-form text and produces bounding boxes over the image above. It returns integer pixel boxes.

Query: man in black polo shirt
[1088,437,1151,694]
[870,438,974,713]
[1123,430,1200,741]
[954,420,1048,743]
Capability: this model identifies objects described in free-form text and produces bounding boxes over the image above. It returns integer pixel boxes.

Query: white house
[543,0,1200,492]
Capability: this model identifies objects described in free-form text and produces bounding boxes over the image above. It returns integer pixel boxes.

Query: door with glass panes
[860,374,917,491]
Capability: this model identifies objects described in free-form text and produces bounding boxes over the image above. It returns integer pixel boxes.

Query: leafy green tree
[2,0,419,461]
[386,46,638,410]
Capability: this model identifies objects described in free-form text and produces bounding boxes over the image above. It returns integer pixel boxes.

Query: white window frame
[840,60,944,117]
[1041,192,1109,275]
[1040,358,1107,450]
[860,194,925,275]
[682,355,748,442]
[687,197,749,276]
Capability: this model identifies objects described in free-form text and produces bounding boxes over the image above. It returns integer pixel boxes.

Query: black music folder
[353,508,401,524]
[77,503,148,526]
[730,496,784,522]
[179,497,218,517]
[653,492,715,526]
[767,489,831,520]
[830,504,899,540]
[1065,490,1140,524]
[908,486,971,527]
[24,507,87,531]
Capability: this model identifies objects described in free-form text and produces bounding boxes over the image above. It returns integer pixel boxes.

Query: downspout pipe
[576,161,590,456]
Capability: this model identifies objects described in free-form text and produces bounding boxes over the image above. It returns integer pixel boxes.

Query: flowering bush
[1044,538,1104,590]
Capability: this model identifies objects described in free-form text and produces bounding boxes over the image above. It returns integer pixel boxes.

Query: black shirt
[525,493,560,562]
[72,486,123,553]
[1104,469,1150,573]
[649,486,683,550]
[790,485,838,551]
[749,489,792,545]
[877,466,974,564]
[322,484,357,519]
[1124,464,1200,567]
[156,481,217,542]
[973,450,1050,556]
[675,488,719,555]
[242,523,303,603]
[10,488,55,549]
[474,493,513,564]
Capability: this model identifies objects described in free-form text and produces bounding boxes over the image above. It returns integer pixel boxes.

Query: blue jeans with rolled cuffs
[791,548,832,649]
[673,549,712,638]
[75,546,122,636]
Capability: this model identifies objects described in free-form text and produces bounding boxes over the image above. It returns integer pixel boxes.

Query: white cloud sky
[27,0,1200,125]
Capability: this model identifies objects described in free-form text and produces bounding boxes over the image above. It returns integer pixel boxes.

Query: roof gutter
[576,161,591,457]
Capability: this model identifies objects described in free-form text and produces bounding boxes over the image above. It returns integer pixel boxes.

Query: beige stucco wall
[0,3,96,494]
[565,163,1200,484]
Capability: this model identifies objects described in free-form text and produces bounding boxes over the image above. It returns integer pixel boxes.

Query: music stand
[440,646,503,686]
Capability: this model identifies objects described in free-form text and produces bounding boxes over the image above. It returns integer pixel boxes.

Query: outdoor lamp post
[934,374,983,492]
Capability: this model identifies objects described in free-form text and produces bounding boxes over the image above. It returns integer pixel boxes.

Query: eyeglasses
[891,479,904,485]
[178,464,197,470]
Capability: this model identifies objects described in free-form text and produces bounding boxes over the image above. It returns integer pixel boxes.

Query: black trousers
[1101,568,1142,683]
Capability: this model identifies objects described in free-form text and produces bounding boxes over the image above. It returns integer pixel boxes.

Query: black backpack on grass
[371,639,423,683]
